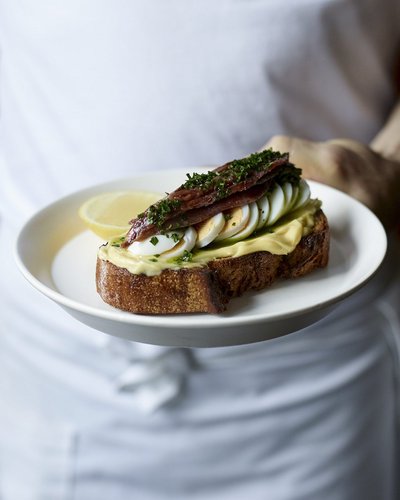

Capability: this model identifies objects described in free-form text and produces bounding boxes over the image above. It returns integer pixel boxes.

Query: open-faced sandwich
[96,149,330,314]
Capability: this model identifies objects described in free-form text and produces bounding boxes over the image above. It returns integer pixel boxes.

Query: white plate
[15,172,387,347]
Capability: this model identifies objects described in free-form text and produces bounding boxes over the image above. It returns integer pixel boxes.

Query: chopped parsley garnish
[170,233,181,243]
[135,150,301,234]
[175,250,193,263]
[142,198,182,228]
[178,149,291,200]
[149,258,158,262]
[228,149,284,181]
[275,165,302,185]
[111,236,126,247]
[150,236,159,246]
[184,171,217,190]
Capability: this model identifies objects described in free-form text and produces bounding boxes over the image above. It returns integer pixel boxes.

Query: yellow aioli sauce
[98,200,321,277]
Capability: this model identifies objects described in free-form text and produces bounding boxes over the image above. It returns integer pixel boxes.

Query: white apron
[0,1,399,499]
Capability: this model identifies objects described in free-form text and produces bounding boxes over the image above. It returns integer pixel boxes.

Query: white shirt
[0,1,399,499]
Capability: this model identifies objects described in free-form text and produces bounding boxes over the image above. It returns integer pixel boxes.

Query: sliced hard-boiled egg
[223,202,260,243]
[256,195,270,230]
[282,182,293,207]
[161,227,197,259]
[288,183,299,211]
[215,204,250,241]
[195,212,226,248]
[128,230,184,256]
[265,184,286,225]
[292,179,311,210]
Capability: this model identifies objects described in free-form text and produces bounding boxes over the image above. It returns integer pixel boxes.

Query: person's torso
[0,0,399,408]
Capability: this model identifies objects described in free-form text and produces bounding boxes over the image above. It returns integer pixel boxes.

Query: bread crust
[96,209,329,314]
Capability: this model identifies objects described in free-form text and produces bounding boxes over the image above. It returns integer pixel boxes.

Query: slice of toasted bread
[96,209,329,314]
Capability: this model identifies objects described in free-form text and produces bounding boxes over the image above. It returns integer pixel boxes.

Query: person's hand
[261,136,400,228]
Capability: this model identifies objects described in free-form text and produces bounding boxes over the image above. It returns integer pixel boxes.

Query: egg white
[215,204,250,241]
[265,184,286,225]
[224,202,260,243]
[282,182,293,207]
[195,212,226,248]
[128,231,184,256]
[292,179,310,210]
[256,195,270,230]
[288,184,299,211]
[161,227,197,258]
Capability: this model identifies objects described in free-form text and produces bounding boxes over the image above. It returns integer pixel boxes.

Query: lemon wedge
[79,191,162,240]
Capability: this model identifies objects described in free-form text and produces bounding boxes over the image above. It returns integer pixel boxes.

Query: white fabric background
[0,1,399,499]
